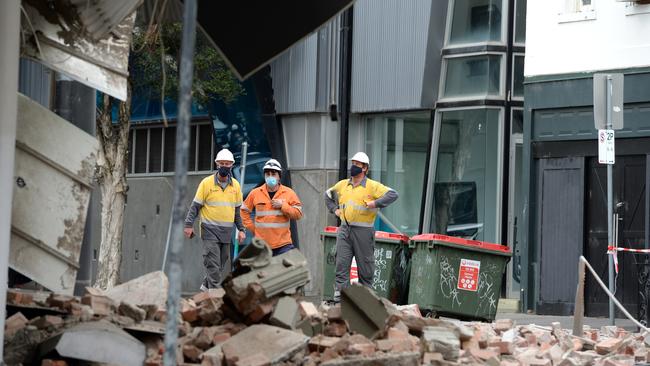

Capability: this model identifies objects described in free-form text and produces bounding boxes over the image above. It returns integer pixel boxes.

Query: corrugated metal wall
[271,18,340,115]
[18,58,52,108]
[351,0,443,113]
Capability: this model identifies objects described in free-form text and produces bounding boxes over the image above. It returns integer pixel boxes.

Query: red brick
[47,294,77,311]
[309,335,340,352]
[246,299,276,323]
[596,338,623,355]
[213,332,231,344]
[191,288,225,305]
[5,312,28,337]
[488,340,513,355]
[324,321,347,337]
[348,343,375,356]
[41,360,68,366]
[182,344,202,362]
[81,294,113,316]
[469,347,499,361]
[525,333,538,346]
[29,315,64,329]
[181,306,200,323]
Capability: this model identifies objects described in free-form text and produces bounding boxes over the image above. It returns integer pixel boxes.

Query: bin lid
[375,231,409,244]
[410,233,511,254]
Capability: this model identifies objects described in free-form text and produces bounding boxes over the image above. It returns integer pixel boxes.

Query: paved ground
[494,312,638,331]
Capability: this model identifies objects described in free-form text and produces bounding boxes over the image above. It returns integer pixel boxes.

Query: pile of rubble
[4,239,650,365]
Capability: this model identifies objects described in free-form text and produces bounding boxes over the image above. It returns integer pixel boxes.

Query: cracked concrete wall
[290,169,340,298]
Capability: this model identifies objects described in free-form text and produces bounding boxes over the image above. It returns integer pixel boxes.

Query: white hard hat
[351,152,370,165]
[263,159,283,172]
[215,149,235,163]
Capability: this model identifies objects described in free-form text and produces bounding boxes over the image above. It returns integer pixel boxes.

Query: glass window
[449,0,503,45]
[514,0,527,44]
[149,128,163,173]
[443,54,502,99]
[365,112,431,236]
[512,109,523,134]
[197,124,214,171]
[512,55,524,99]
[134,129,148,173]
[127,129,133,174]
[163,126,176,172]
[431,108,501,243]
[189,125,197,171]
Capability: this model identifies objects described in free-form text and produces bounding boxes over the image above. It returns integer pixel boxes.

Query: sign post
[594,73,624,326]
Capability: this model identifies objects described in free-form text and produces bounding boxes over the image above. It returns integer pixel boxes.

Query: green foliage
[130,23,244,107]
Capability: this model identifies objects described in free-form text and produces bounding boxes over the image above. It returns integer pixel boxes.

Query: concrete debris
[104,271,169,309]
[7,257,650,366]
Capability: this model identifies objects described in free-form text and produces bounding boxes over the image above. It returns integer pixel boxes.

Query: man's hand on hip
[237,230,246,243]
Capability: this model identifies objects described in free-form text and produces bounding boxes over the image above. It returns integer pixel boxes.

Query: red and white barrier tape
[607,246,650,253]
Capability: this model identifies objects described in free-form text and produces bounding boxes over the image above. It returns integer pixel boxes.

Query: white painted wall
[525,1,650,77]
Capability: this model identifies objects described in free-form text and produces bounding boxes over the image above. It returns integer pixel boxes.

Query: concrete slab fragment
[220,324,308,364]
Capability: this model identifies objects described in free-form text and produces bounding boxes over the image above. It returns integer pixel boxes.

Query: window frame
[444,0,509,49]
[513,0,527,46]
[558,0,596,23]
[127,120,215,177]
[438,52,507,102]
[422,106,505,241]
[511,53,525,101]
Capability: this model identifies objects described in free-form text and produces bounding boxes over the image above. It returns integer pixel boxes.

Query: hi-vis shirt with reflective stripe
[325,177,394,227]
[185,175,243,241]
[241,184,302,249]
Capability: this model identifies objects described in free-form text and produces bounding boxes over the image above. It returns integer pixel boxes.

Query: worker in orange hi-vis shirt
[241,159,303,256]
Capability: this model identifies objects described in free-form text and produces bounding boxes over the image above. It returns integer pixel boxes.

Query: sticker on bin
[457,258,480,292]
[350,257,359,284]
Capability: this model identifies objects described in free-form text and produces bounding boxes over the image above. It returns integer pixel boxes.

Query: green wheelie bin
[407,234,511,321]
[321,227,411,303]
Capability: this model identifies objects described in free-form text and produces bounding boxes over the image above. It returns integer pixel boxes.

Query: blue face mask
[265,176,278,188]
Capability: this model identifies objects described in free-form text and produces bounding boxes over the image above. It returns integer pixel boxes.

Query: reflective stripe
[256,210,283,217]
[292,205,302,211]
[241,203,250,212]
[201,219,234,227]
[347,221,374,228]
[255,222,290,229]
[205,201,238,207]
[193,199,204,205]
[346,200,377,212]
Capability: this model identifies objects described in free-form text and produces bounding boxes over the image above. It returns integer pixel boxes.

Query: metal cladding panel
[18,58,52,109]
[271,34,318,114]
[351,0,437,113]
[11,93,98,294]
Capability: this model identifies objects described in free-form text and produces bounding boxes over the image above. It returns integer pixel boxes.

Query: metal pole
[163,0,197,364]
[607,75,615,325]
[0,0,21,360]
[233,141,248,259]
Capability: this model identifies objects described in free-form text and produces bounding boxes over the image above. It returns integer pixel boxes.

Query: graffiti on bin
[475,262,500,317]
[372,247,391,293]
[439,256,462,307]
[326,244,336,265]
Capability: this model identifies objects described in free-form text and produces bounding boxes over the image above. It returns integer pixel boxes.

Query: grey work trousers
[333,225,375,301]
[201,240,231,289]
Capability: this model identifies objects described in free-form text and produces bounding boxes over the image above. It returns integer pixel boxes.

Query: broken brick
[5,312,28,338]
[488,340,514,355]
[324,321,347,337]
[309,335,340,352]
[494,319,514,333]
[246,299,277,323]
[213,332,231,345]
[29,315,64,330]
[118,301,147,323]
[7,289,33,305]
[41,360,68,366]
[596,337,623,355]
[299,301,320,319]
[46,294,77,311]
[182,344,203,362]
[327,305,342,321]
[81,294,113,316]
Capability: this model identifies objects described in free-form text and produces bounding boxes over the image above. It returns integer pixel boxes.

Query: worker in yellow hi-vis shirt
[323,152,398,303]
[184,149,246,291]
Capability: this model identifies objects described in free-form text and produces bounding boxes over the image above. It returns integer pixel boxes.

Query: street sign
[594,73,624,130]
[598,129,615,165]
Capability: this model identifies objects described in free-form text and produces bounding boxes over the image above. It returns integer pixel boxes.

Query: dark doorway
[585,155,646,317]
